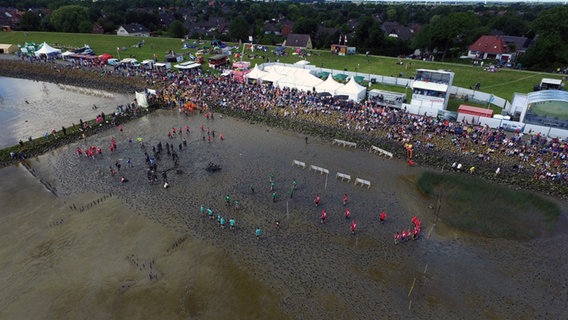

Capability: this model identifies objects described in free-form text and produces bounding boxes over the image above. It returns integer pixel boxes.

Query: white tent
[276,73,323,92]
[135,91,149,108]
[61,51,74,57]
[264,65,312,77]
[245,64,270,81]
[334,77,367,102]
[294,60,311,66]
[34,42,61,57]
[314,74,344,95]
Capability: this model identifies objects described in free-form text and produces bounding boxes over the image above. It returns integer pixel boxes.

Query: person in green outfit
[272,191,277,202]
[225,195,231,206]
[256,227,262,239]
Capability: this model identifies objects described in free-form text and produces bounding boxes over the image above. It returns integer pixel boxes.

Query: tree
[48,5,90,33]
[229,16,250,43]
[520,7,568,71]
[413,12,479,60]
[293,17,318,39]
[168,20,187,39]
[18,11,42,31]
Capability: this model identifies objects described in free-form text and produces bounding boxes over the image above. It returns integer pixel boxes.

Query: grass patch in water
[417,171,560,240]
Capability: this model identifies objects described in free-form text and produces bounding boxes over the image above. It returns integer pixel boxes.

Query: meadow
[0,31,564,104]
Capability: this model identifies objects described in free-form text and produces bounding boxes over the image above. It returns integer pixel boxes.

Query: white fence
[370,145,393,158]
[354,178,371,189]
[332,139,357,148]
[336,172,352,182]
[310,165,329,175]
[292,160,306,169]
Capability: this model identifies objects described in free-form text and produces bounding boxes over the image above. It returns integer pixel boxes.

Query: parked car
[107,58,120,66]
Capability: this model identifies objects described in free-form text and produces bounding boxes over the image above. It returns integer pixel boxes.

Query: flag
[489,95,495,103]
[344,35,348,44]
[248,35,253,42]
[339,34,342,44]
[117,47,120,51]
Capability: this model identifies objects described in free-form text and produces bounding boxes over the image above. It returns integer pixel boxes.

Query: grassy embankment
[417,171,560,240]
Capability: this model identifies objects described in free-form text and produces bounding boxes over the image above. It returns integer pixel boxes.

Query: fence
[370,145,393,158]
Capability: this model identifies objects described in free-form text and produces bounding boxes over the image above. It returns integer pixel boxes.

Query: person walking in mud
[256,227,262,240]
[320,210,327,224]
[314,194,320,207]
[225,195,231,206]
[343,193,348,206]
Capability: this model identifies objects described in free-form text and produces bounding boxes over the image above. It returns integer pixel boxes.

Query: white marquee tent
[314,74,345,95]
[34,42,61,57]
[245,64,270,81]
[276,73,323,92]
[334,77,367,102]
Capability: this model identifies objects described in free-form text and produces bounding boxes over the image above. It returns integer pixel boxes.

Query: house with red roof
[467,35,513,62]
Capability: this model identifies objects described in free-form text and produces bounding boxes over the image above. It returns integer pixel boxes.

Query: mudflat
[1,110,566,319]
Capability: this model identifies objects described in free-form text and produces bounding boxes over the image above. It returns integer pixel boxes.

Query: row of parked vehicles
[105,57,172,70]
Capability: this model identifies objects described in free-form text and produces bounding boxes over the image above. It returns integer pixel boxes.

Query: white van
[141,59,154,69]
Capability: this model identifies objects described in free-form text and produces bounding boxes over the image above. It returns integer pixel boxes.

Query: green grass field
[0,31,564,101]
[529,101,568,120]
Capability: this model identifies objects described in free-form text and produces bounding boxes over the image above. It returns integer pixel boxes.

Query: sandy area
[1,110,567,319]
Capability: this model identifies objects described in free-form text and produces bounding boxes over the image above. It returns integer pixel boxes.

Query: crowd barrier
[335,172,351,182]
[292,160,306,169]
[354,178,371,189]
[310,165,329,175]
[370,145,393,158]
[332,139,357,148]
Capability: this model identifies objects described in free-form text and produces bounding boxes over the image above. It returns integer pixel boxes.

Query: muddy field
[0,110,567,319]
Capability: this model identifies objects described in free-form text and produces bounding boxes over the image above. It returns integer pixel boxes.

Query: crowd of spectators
[13,55,568,187]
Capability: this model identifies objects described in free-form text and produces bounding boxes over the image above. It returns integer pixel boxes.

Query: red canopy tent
[98,53,113,64]
[457,104,494,118]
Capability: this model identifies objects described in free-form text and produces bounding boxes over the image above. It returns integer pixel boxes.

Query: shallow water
[0,76,132,148]
[1,109,567,319]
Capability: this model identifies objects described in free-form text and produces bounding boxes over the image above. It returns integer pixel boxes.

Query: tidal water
[0,76,132,148]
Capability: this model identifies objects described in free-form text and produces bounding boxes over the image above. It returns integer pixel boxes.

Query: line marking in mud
[408,277,416,297]
[423,263,428,274]
[408,299,412,310]
[427,225,434,239]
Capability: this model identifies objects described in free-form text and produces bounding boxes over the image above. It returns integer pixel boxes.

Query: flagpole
[117,47,121,60]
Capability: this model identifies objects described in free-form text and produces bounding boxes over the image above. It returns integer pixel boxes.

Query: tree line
[4,0,567,72]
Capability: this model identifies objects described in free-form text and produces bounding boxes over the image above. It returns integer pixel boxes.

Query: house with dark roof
[467,35,512,62]
[158,11,176,29]
[263,21,281,35]
[190,16,228,36]
[284,33,312,49]
[117,23,150,37]
[501,35,533,54]
[0,7,22,29]
[381,22,416,41]
[91,22,104,34]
